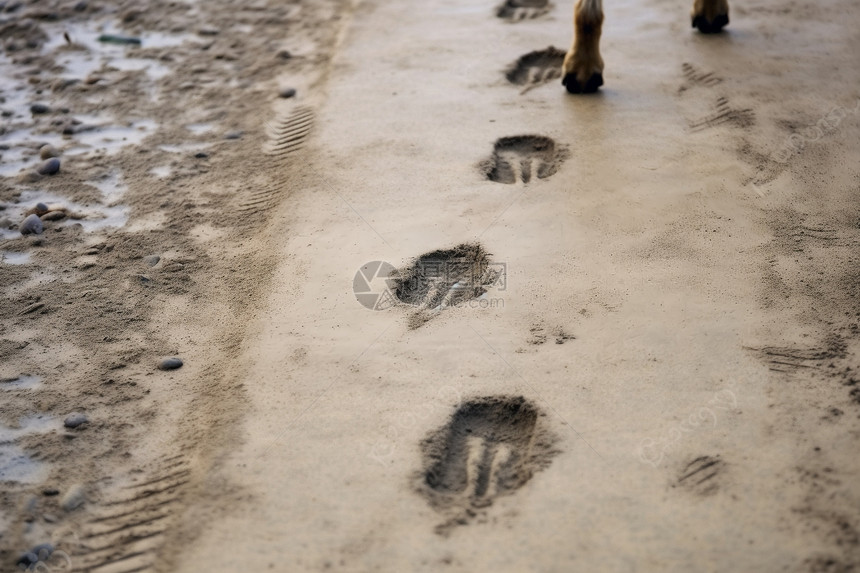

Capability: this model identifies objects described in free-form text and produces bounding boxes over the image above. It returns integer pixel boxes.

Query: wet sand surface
[1,0,859,571]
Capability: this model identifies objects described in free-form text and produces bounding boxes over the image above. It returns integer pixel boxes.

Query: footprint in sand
[481,135,569,184]
[496,0,552,21]
[417,396,559,534]
[505,47,566,94]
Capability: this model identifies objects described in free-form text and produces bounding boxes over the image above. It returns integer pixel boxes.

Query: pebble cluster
[16,200,70,236]
[16,543,55,569]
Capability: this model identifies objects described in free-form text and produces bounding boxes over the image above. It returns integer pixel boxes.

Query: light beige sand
[1,0,858,570]
[181,0,860,570]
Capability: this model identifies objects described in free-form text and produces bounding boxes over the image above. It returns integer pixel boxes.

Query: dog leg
[562,0,604,94]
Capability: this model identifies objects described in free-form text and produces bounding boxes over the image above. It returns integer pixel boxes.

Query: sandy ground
[1,0,859,571]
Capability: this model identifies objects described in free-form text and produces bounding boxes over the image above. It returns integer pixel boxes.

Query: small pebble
[158,357,183,371]
[20,214,44,235]
[30,544,54,560]
[278,87,296,99]
[16,552,39,568]
[36,157,60,175]
[144,254,160,267]
[194,151,209,159]
[42,488,59,496]
[39,144,59,159]
[17,543,54,568]
[30,103,50,114]
[277,49,292,60]
[198,27,220,36]
[60,484,85,511]
[64,413,89,428]
[34,202,49,215]
[224,130,244,140]
[97,34,141,45]
[41,210,65,221]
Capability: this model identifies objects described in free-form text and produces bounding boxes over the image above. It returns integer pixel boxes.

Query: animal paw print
[689,97,755,131]
[678,62,722,93]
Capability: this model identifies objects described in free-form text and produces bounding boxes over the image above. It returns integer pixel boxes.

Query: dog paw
[691,0,729,33]
[561,51,603,94]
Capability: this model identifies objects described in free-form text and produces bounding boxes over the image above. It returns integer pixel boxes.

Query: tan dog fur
[562,0,729,94]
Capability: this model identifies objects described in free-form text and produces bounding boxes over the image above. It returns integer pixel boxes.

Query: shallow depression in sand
[0,444,47,483]
[0,119,156,179]
[185,123,215,135]
[0,415,61,483]
[158,142,212,154]
[0,252,32,265]
[66,118,157,156]
[0,375,42,390]
[14,189,129,232]
[41,20,199,82]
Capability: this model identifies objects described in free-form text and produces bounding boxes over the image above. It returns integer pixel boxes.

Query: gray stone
[41,210,65,221]
[278,87,296,99]
[158,357,183,370]
[30,543,54,561]
[36,157,60,175]
[144,254,160,267]
[17,552,39,568]
[60,485,85,511]
[30,103,50,114]
[20,214,43,235]
[39,144,59,160]
[63,413,89,428]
